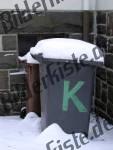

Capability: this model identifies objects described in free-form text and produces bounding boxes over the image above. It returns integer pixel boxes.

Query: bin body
[40,61,95,135]
[26,64,41,116]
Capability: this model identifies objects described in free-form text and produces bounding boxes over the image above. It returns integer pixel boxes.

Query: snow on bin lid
[30,38,104,63]
[18,51,39,64]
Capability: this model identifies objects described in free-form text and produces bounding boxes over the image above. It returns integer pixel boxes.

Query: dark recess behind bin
[18,33,69,56]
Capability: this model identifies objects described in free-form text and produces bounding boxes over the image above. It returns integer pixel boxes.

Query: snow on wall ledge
[30,38,104,64]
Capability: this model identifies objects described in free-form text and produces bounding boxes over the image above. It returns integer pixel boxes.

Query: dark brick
[0,96,2,104]
[69,33,82,40]
[2,92,10,102]
[0,103,5,115]
[10,72,26,86]
[107,102,113,118]
[107,12,113,36]
[109,38,113,44]
[8,93,15,103]
[95,107,113,124]
[89,12,94,33]
[96,67,107,80]
[0,70,9,90]
[88,34,94,44]
[4,102,12,114]
[0,87,26,115]
[0,93,5,103]
[102,82,107,89]
[0,22,4,34]
[95,99,106,112]
[95,78,101,98]
[101,89,107,103]
[0,52,17,69]
[97,25,106,34]
[108,38,113,53]
[105,54,113,70]
[108,45,113,53]
[108,85,113,104]
[107,70,113,85]
[2,35,17,51]
[96,36,107,51]
[11,83,26,93]
[97,12,106,24]
[95,107,106,118]
[12,102,22,112]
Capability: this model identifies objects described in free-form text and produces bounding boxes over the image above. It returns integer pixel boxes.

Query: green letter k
[62,80,87,112]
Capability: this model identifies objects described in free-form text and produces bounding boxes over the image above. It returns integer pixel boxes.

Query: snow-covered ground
[0,112,113,150]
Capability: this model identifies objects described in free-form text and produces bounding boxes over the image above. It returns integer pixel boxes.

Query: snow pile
[35,115,113,150]
[0,115,39,150]
[30,38,104,63]
[35,123,83,150]
[18,112,41,135]
[18,51,39,64]
[0,114,113,150]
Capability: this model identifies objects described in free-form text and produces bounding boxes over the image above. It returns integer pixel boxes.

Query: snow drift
[18,112,41,135]
[0,114,113,150]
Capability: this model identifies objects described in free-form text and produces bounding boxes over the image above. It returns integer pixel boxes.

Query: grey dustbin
[36,59,98,136]
[31,38,104,136]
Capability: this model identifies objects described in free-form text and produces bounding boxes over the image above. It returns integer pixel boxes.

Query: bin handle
[80,60,104,67]
[31,53,104,68]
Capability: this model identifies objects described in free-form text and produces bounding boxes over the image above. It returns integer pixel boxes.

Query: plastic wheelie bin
[30,38,104,135]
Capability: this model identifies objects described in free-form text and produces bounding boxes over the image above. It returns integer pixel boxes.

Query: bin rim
[31,53,104,67]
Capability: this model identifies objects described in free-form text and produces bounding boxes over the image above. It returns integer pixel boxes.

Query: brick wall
[0,34,27,115]
[95,12,113,123]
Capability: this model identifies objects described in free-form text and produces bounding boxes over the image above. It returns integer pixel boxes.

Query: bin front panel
[40,62,95,135]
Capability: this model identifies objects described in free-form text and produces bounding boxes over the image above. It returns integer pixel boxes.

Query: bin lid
[30,38,104,65]
[18,51,39,64]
